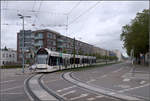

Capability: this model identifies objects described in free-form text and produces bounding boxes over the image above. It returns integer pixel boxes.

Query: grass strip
[59,62,121,72]
[0,65,22,69]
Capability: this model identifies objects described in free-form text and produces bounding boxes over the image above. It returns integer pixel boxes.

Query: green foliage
[120,9,149,57]
[63,49,67,53]
[4,46,8,50]
[1,65,22,69]
[108,56,118,60]
[26,59,30,64]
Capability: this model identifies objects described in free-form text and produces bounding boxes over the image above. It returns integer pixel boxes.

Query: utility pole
[73,37,76,68]
[18,14,31,73]
[22,16,25,73]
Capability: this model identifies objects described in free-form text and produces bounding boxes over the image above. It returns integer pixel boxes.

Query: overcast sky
[1,1,149,57]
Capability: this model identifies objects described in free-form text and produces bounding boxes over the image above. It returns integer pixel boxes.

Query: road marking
[64,72,141,101]
[112,68,123,73]
[61,90,76,96]
[118,83,150,93]
[117,85,130,89]
[57,85,76,93]
[87,79,96,83]
[123,78,130,82]
[87,97,95,101]
[140,81,146,85]
[108,92,115,95]
[95,95,104,98]
[101,75,107,78]
[70,93,88,100]
[0,86,23,92]
[0,80,15,84]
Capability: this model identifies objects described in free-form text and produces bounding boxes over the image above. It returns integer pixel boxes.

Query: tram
[33,48,96,72]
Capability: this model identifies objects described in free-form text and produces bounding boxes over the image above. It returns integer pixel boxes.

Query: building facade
[113,49,123,61]
[17,29,113,63]
[0,48,17,66]
[17,30,34,64]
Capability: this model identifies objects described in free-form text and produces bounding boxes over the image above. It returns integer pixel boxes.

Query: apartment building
[17,30,34,63]
[17,29,113,63]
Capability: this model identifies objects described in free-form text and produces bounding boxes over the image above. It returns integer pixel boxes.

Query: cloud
[1,1,149,56]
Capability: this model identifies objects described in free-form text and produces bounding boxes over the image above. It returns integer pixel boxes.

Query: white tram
[34,48,96,72]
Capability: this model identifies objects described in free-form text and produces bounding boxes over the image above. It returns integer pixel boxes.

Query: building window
[48,33,52,38]
[52,41,56,46]
[53,34,56,39]
[12,54,15,58]
[6,53,8,58]
[39,33,43,38]
[3,53,5,58]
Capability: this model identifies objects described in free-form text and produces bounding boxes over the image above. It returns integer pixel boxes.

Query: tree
[63,48,67,53]
[4,46,8,50]
[120,9,149,58]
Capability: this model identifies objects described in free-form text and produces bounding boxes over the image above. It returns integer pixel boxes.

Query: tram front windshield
[36,55,48,64]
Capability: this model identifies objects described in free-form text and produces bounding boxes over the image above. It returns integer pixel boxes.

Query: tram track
[24,74,41,101]
[61,72,144,101]
[39,74,66,101]
[24,73,65,101]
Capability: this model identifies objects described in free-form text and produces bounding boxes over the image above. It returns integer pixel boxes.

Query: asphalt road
[0,62,149,101]
[0,68,31,101]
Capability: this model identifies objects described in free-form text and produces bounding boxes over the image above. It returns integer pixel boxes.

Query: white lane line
[101,75,107,78]
[140,81,146,85]
[123,78,130,82]
[87,79,96,83]
[0,80,15,84]
[57,85,76,93]
[95,95,104,98]
[117,85,130,89]
[70,93,88,100]
[118,83,150,93]
[112,68,123,73]
[61,90,76,96]
[0,86,23,92]
[87,97,95,101]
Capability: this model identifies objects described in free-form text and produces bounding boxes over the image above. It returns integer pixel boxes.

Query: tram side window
[49,56,62,66]
[70,58,74,64]
[75,58,80,64]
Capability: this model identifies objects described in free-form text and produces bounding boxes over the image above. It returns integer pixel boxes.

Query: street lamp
[18,13,31,73]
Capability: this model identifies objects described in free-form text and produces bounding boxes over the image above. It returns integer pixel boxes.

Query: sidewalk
[122,64,150,80]
[132,65,150,74]
[0,67,34,77]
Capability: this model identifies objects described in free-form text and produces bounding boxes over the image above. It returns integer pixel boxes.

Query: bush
[0,65,22,69]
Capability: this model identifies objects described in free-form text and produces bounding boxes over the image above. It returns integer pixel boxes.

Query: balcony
[34,42,43,46]
[34,36,43,39]
[57,45,65,48]
[57,39,64,43]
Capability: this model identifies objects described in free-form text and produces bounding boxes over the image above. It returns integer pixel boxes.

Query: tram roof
[37,48,96,59]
